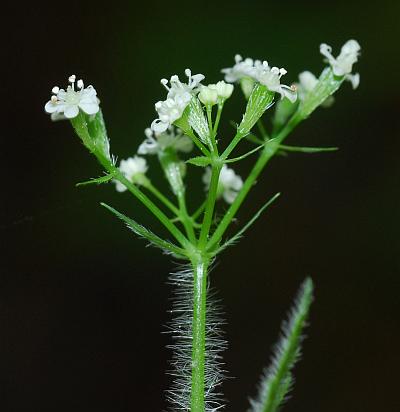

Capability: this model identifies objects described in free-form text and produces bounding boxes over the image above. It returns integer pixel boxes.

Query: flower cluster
[114,156,148,192]
[44,75,100,120]
[138,127,193,155]
[203,165,243,204]
[151,69,204,133]
[222,55,297,102]
[320,39,360,88]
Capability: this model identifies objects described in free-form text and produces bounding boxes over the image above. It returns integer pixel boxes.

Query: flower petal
[151,119,169,133]
[79,101,99,115]
[64,105,79,119]
[44,101,58,113]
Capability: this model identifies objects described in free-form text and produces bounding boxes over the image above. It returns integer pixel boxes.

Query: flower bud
[209,81,234,101]
[198,86,218,106]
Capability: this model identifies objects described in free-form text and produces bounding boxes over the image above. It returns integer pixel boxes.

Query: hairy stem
[191,255,209,412]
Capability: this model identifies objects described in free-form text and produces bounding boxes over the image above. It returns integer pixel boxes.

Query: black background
[1,1,399,411]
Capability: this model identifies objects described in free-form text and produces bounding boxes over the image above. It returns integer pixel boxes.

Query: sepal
[298,67,345,119]
[238,84,275,136]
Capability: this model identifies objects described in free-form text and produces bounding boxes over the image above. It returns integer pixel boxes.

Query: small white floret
[202,165,243,204]
[115,156,148,192]
[208,81,234,101]
[151,68,205,133]
[198,86,218,106]
[320,39,361,77]
[222,55,297,102]
[44,76,100,121]
[138,127,193,155]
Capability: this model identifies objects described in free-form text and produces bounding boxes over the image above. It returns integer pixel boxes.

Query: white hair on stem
[165,264,227,411]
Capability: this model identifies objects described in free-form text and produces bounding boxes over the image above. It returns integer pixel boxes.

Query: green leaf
[187,97,210,144]
[76,172,116,187]
[298,67,345,119]
[224,144,264,163]
[186,156,212,167]
[278,144,339,153]
[214,193,280,254]
[101,202,186,257]
[248,278,314,412]
[238,84,275,136]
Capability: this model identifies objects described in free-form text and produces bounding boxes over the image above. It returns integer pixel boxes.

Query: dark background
[1,1,399,411]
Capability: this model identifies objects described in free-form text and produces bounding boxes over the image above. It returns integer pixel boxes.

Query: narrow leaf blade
[279,144,338,153]
[248,278,314,412]
[101,202,185,257]
[76,173,115,187]
[186,156,212,167]
[215,193,280,254]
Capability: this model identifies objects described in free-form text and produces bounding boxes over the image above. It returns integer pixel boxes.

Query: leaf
[248,278,314,412]
[224,144,264,163]
[186,156,212,167]
[215,193,280,254]
[101,202,186,257]
[278,144,339,153]
[76,172,116,187]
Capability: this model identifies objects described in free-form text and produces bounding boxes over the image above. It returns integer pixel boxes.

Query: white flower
[198,86,218,106]
[297,71,334,107]
[202,165,243,204]
[138,127,193,155]
[222,55,297,102]
[151,69,205,133]
[320,39,361,89]
[208,81,234,101]
[115,156,148,192]
[44,75,100,120]
[221,54,257,82]
[151,98,185,133]
[254,61,297,103]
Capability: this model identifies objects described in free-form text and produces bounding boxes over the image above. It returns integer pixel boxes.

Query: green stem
[192,200,207,221]
[213,103,223,135]
[206,106,218,153]
[70,114,189,248]
[190,255,209,412]
[144,182,180,216]
[207,115,300,251]
[187,129,211,157]
[198,162,222,248]
[178,192,197,243]
[111,166,189,248]
[257,119,270,140]
[221,130,245,160]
